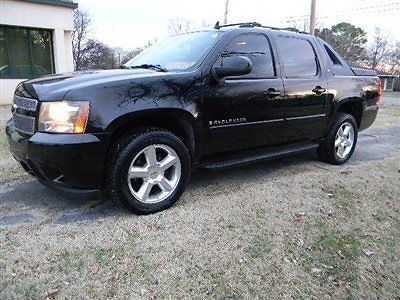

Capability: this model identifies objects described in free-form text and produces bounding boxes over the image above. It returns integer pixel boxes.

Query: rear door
[275,35,328,143]
[202,33,285,154]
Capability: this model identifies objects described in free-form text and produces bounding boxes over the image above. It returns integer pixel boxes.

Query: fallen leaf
[340,170,352,175]
[364,249,374,257]
[337,250,345,259]
[311,268,322,274]
[321,264,334,270]
[294,212,305,223]
[46,288,59,297]
[294,215,303,222]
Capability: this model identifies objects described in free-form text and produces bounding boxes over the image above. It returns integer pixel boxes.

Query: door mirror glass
[212,56,252,79]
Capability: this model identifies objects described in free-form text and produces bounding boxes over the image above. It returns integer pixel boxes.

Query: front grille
[13,113,36,135]
[12,95,38,135]
[13,96,38,112]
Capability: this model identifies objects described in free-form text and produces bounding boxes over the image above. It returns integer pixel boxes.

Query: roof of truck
[213,22,309,35]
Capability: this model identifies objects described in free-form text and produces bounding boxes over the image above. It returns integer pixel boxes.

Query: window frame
[213,32,278,80]
[275,35,321,79]
[0,24,55,79]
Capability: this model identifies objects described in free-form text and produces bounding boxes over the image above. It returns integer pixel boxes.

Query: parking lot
[1,100,399,298]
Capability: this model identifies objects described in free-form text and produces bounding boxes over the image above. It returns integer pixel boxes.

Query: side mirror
[212,56,253,80]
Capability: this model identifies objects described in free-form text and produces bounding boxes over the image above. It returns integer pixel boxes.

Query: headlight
[38,101,90,134]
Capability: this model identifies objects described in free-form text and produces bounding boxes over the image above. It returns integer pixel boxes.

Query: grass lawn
[0,106,30,187]
[383,91,400,98]
[0,103,399,299]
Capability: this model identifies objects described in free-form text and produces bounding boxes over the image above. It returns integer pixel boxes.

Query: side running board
[200,143,319,170]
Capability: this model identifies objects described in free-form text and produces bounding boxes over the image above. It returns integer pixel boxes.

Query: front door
[275,35,328,143]
[203,33,285,154]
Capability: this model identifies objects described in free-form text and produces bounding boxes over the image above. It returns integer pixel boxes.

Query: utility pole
[309,0,316,35]
[224,0,230,25]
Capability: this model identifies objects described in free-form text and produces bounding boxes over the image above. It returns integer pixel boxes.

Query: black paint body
[6,27,380,197]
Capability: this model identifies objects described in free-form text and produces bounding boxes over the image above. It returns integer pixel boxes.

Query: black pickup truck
[6,22,381,214]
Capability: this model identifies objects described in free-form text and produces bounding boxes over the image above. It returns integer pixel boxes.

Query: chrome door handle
[264,89,281,98]
[312,86,327,95]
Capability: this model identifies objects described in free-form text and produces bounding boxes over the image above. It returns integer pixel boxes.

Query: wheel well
[337,101,363,128]
[108,116,195,159]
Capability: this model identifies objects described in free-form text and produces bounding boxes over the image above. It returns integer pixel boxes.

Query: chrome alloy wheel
[335,122,355,159]
[127,144,181,204]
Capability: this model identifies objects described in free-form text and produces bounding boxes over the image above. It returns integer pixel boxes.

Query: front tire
[317,113,358,165]
[106,128,191,214]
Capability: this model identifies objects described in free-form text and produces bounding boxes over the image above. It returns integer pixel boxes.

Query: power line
[281,2,400,23]
[283,1,400,22]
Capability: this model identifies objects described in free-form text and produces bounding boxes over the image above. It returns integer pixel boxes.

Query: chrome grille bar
[13,95,38,112]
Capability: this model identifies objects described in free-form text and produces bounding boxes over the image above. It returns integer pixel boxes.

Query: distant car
[0,64,51,78]
[6,22,381,214]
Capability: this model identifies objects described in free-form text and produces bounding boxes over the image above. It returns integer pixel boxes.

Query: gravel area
[0,101,399,299]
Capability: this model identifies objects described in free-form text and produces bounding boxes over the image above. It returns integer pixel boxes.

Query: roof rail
[213,21,308,34]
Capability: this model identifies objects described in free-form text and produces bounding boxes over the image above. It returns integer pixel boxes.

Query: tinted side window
[220,34,275,78]
[276,37,318,78]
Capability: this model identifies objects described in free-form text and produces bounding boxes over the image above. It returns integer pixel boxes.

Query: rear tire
[317,113,358,165]
[105,128,191,214]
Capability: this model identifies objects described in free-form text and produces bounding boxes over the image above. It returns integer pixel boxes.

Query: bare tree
[118,47,144,65]
[167,18,212,36]
[385,42,400,74]
[79,39,118,70]
[366,28,389,69]
[72,9,91,70]
[167,18,194,35]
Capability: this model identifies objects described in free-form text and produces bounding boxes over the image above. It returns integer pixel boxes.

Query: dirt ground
[0,101,399,299]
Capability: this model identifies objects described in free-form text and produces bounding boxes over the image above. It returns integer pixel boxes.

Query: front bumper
[6,119,110,200]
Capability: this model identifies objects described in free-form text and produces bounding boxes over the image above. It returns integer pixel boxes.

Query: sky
[75,0,400,50]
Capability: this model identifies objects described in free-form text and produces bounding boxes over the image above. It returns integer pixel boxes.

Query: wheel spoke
[144,145,157,166]
[158,176,173,191]
[343,125,350,137]
[337,145,345,158]
[335,137,341,148]
[344,140,352,147]
[159,154,177,171]
[137,181,153,202]
[129,166,148,179]
[338,127,344,137]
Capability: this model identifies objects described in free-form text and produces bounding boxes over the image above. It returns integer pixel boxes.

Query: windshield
[125,31,222,71]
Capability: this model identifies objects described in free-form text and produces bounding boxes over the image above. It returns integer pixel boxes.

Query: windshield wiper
[125,64,168,72]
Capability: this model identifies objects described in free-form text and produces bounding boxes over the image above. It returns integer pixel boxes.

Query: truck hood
[19,69,170,101]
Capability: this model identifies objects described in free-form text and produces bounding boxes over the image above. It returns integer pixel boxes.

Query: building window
[0,25,54,79]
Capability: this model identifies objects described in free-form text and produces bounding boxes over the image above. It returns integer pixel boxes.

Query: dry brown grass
[0,104,399,299]
[0,106,30,188]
